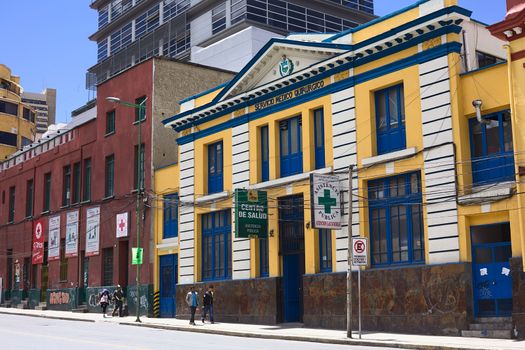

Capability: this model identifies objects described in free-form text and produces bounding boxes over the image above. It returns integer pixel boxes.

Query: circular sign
[35,222,43,239]
[354,240,365,254]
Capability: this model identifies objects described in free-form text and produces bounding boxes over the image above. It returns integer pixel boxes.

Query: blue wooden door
[159,254,177,318]
[472,242,512,317]
[279,195,304,323]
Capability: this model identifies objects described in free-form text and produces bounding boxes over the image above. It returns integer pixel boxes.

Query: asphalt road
[0,314,406,350]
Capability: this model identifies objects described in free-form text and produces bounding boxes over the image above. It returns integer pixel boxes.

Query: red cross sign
[116,213,128,238]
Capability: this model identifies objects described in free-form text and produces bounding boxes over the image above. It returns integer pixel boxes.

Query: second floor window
[314,108,325,169]
[106,110,115,134]
[212,3,226,34]
[105,155,115,198]
[63,165,71,207]
[261,126,269,182]
[470,110,514,185]
[208,141,223,194]
[8,186,15,223]
[83,158,92,202]
[376,84,406,155]
[26,179,34,218]
[280,116,303,177]
[163,193,178,239]
[135,96,146,122]
[43,173,52,212]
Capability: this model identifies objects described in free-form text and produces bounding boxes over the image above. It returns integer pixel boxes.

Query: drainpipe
[472,99,489,124]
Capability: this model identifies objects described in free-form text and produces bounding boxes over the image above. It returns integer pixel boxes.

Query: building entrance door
[279,195,304,323]
[471,223,512,317]
[159,254,178,318]
[118,241,129,287]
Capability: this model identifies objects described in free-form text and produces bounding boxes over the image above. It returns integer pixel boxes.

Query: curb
[0,310,95,323]
[119,321,481,350]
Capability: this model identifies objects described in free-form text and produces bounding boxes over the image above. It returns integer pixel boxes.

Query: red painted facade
[0,60,154,298]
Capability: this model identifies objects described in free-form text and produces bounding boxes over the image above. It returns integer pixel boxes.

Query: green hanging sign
[132,247,143,265]
[235,189,268,238]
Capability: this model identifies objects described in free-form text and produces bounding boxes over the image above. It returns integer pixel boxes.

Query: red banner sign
[32,219,45,264]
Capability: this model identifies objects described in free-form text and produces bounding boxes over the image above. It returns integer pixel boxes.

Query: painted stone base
[46,288,78,311]
[303,263,473,335]
[510,257,525,339]
[176,278,279,324]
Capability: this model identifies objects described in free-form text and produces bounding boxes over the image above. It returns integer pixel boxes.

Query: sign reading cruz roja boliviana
[235,189,268,238]
[310,174,342,229]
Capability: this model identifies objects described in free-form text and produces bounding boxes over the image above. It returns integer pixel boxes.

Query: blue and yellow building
[156,0,525,337]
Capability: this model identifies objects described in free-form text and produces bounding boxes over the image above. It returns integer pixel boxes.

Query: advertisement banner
[234,189,268,238]
[85,206,100,257]
[310,174,342,229]
[32,219,45,264]
[65,210,79,257]
[116,212,128,238]
[48,215,61,261]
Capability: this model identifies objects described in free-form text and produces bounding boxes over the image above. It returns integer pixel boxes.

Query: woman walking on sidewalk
[99,289,110,318]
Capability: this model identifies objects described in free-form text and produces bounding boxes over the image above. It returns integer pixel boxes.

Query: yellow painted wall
[153,163,180,291]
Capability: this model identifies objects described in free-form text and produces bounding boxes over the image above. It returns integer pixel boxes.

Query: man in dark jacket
[112,285,124,317]
[201,285,214,324]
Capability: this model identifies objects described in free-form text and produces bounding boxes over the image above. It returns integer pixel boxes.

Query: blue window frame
[202,210,231,281]
[368,172,424,266]
[163,193,178,239]
[319,229,332,272]
[261,126,269,182]
[259,237,269,277]
[314,108,325,169]
[280,117,303,177]
[375,84,406,155]
[208,141,223,194]
[469,110,514,185]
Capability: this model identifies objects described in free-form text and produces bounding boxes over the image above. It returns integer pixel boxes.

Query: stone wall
[303,263,473,335]
[176,277,279,324]
[510,257,525,339]
[46,288,78,311]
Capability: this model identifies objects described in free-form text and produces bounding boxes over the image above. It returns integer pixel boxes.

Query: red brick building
[0,57,233,313]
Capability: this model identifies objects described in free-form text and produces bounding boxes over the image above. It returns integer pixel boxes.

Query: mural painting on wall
[49,291,70,305]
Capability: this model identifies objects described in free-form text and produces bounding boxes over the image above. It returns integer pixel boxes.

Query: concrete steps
[16,299,29,310]
[0,302,12,308]
[461,317,514,339]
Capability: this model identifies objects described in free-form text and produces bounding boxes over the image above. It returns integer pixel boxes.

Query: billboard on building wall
[48,215,61,261]
[310,174,342,229]
[65,210,79,257]
[235,189,268,238]
[32,219,45,264]
[85,206,100,257]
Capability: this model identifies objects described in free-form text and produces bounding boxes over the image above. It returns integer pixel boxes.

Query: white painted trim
[361,147,417,167]
[248,167,332,190]
[156,239,179,250]
[458,182,516,205]
[192,191,229,204]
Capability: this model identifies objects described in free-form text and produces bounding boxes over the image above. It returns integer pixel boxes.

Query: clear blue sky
[2,1,506,124]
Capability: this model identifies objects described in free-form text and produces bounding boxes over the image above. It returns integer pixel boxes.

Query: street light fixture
[106,95,147,323]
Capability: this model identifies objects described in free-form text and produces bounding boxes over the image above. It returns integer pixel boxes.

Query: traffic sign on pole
[352,237,368,266]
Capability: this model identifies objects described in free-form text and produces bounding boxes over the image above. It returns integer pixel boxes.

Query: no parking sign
[352,237,368,266]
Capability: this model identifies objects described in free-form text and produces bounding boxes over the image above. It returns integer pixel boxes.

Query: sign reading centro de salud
[310,174,342,229]
[254,79,325,111]
[235,189,268,238]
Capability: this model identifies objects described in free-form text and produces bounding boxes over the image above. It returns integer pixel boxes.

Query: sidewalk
[0,307,522,350]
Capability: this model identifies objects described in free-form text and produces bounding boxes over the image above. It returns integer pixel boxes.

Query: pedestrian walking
[185,286,198,325]
[112,285,124,317]
[99,288,110,317]
[201,285,214,324]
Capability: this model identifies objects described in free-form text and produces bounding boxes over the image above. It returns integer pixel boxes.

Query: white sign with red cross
[352,237,368,266]
[116,212,129,238]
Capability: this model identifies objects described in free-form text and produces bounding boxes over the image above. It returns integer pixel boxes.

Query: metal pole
[346,165,353,338]
[358,267,361,339]
[135,98,145,323]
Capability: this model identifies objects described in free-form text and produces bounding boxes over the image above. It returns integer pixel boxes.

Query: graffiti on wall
[49,291,70,305]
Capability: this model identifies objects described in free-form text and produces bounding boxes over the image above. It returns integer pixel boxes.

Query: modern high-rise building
[21,88,56,136]
[0,64,36,160]
[87,0,375,88]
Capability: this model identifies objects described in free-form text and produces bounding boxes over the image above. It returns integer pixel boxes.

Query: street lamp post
[106,96,147,323]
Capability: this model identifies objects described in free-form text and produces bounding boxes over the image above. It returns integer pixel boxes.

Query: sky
[1,1,507,124]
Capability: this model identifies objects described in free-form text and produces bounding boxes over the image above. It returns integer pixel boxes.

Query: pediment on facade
[214,39,348,103]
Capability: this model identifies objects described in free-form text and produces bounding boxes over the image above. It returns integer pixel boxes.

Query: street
[0,314,405,350]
